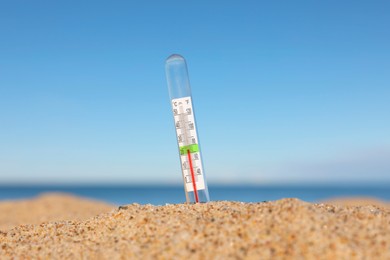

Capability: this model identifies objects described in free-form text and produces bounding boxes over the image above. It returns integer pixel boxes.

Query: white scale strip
[172,97,205,192]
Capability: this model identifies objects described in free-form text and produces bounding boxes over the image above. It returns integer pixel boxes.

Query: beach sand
[0,193,114,231]
[1,194,389,259]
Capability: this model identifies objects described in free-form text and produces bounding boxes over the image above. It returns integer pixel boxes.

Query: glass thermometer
[165,54,210,203]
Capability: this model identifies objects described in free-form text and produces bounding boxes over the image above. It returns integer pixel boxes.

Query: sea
[0,184,389,206]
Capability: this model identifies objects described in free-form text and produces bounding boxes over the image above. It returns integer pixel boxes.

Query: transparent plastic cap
[165,54,192,100]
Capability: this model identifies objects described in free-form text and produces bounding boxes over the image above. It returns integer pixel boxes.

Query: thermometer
[165,54,210,203]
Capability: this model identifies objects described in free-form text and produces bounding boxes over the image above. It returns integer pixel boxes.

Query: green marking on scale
[179,144,199,155]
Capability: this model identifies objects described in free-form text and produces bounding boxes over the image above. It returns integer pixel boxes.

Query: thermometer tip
[166,54,185,63]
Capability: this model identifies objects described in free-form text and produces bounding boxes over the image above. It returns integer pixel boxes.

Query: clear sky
[0,1,389,185]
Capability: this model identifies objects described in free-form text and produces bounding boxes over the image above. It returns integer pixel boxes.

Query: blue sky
[0,1,389,185]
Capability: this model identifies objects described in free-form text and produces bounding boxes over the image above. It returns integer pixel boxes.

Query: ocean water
[0,185,389,206]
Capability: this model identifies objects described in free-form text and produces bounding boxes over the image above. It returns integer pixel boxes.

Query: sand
[1,195,389,259]
[0,193,114,231]
[324,197,390,209]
